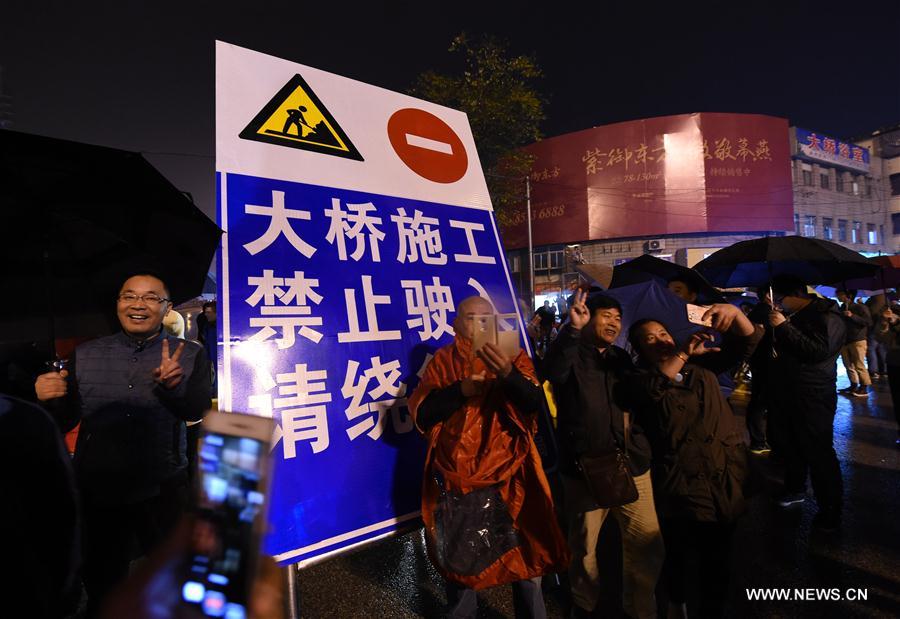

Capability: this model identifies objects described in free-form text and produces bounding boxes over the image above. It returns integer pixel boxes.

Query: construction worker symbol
[282,105,310,137]
[239,74,363,161]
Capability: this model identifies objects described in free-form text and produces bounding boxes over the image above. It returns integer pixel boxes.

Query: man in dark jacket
[836,289,872,397]
[35,272,211,615]
[544,291,663,619]
[766,276,846,531]
[745,301,773,453]
[865,293,888,379]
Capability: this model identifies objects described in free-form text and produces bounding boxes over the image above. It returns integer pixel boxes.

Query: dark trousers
[660,518,735,619]
[82,480,188,616]
[867,337,887,375]
[446,577,546,619]
[745,389,768,448]
[768,396,843,511]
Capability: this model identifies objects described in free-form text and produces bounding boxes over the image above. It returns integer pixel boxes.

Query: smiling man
[34,272,211,616]
[544,291,664,619]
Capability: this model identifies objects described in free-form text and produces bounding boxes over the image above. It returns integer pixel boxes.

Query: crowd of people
[6,266,900,618]
[410,274,900,618]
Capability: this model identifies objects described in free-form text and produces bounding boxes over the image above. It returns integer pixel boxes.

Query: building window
[836,172,845,192]
[851,221,862,243]
[794,213,800,235]
[838,219,848,241]
[866,180,872,197]
[823,217,833,240]
[868,223,878,245]
[508,255,520,273]
[820,173,829,189]
[549,250,564,270]
[803,215,816,238]
[852,176,860,195]
[534,250,564,272]
[890,173,900,197]
[802,170,813,186]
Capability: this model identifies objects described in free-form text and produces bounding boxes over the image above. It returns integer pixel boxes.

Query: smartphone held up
[686,303,713,327]
[177,412,274,619]
[471,313,522,358]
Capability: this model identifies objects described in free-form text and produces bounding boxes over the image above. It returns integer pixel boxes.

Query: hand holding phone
[476,342,513,378]
[177,412,275,618]
[686,303,713,327]
[35,367,69,401]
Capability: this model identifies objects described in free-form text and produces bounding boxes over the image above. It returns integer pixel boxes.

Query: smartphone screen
[686,303,713,327]
[179,428,269,618]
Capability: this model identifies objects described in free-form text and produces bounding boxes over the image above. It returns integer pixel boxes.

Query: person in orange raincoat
[408,296,569,619]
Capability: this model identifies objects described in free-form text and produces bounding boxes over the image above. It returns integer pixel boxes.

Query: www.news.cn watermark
[747,588,869,602]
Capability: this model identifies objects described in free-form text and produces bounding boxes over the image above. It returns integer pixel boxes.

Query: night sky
[1,1,898,220]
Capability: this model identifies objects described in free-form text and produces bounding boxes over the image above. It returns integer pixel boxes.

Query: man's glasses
[117,293,169,306]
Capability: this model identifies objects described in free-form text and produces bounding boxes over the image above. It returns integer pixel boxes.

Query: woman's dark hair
[627,317,669,356]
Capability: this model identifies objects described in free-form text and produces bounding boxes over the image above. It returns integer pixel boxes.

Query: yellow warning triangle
[239,74,363,161]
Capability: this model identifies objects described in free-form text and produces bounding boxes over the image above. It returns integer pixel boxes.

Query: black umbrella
[0,130,222,353]
[609,254,724,303]
[840,255,900,292]
[693,236,879,288]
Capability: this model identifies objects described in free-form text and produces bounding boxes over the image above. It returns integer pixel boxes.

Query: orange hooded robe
[408,336,569,590]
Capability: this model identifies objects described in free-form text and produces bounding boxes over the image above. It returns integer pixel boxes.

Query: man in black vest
[35,272,211,615]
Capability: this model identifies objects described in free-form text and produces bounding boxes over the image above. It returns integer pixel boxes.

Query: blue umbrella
[598,280,700,351]
[610,254,725,303]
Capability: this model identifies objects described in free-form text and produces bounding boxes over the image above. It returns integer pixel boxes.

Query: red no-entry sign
[387,108,468,184]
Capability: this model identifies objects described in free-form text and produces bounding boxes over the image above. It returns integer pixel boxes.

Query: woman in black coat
[625,303,760,619]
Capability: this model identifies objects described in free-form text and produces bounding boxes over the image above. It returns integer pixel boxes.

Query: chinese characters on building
[580,136,773,176]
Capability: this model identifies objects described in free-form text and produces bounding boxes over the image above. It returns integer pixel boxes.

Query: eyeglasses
[117,293,169,306]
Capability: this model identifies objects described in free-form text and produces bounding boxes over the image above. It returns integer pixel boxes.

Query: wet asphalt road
[293,375,900,619]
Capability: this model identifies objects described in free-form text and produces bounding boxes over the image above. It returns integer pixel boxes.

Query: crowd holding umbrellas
[2,128,891,366]
[2,125,899,619]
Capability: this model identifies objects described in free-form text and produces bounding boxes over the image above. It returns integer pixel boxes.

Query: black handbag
[577,448,638,508]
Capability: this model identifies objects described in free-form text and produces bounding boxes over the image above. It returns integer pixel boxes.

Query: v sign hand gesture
[569,289,591,331]
[153,340,185,389]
